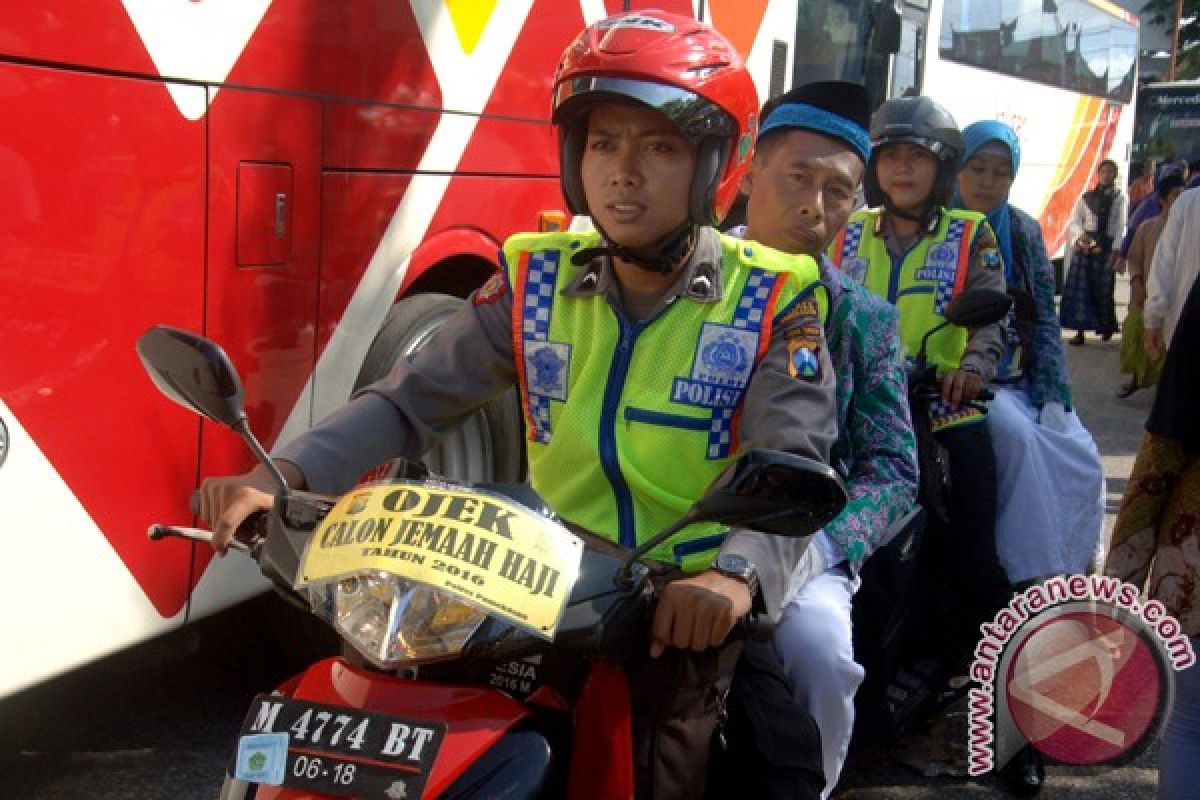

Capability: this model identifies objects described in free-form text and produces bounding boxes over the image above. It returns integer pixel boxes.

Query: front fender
[248,657,531,798]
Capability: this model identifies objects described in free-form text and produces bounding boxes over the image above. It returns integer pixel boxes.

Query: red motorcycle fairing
[251,657,531,799]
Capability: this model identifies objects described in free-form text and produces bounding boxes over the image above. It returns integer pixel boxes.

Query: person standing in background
[1146,187,1200,363]
[1060,159,1126,345]
[1115,161,1187,275]
[1105,273,1200,800]
[1118,171,1186,397]
[1128,158,1158,210]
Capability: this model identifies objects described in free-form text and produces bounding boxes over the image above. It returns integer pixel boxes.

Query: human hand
[650,570,752,658]
[198,464,291,554]
[1145,326,1164,362]
[1112,256,1126,275]
[940,368,984,406]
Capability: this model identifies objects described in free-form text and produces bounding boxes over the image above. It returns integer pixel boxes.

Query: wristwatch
[712,552,760,599]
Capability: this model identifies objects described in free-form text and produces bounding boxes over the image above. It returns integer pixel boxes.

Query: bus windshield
[1133,83,1200,166]
[793,0,893,109]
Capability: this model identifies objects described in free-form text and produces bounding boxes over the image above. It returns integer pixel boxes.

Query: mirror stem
[915,320,949,370]
[615,513,698,589]
[233,416,291,496]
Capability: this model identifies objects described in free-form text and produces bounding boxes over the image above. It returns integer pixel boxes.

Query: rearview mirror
[913,288,1013,368]
[944,288,1012,329]
[137,325,291,494]
[691,450,847,537]
[617,450,848,585]
[136,326,247,428]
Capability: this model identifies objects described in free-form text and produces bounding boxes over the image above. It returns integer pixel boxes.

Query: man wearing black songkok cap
[723,81,918,797]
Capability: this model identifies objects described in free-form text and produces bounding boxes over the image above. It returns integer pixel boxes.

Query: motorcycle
[136,325,848,799]
[850,288,1013,744]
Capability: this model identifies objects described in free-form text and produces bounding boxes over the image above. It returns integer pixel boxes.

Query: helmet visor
[553,76,735,144]
[873,134,956,162]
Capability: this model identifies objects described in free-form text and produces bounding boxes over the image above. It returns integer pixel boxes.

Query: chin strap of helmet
[570,221,697,275]
[883,196,940,233]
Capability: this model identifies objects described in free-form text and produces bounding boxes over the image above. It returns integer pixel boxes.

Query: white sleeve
[1144,200,1183,330]
[1067,196,1086,242]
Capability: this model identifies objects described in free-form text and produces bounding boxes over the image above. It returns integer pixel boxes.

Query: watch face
[717,553,749,574]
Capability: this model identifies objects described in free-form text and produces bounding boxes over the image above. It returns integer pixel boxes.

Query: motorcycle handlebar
[910,384,993,406]
[147,511,268,555]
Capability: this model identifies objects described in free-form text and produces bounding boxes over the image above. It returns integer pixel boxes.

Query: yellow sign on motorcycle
[297,482,583,639]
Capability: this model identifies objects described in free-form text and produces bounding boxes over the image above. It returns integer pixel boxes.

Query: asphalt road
[0,283,1163,799]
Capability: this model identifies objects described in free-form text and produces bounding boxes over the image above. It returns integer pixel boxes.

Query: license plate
[232,694,445,799]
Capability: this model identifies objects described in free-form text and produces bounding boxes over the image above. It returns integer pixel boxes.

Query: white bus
[792,0,1139,259]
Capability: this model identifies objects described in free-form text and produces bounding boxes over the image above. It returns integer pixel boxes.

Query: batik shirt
[817,258,918,572]
[1011,207,1073,409]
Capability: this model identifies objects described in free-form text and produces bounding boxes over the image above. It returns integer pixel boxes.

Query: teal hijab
[956,120,1021,285]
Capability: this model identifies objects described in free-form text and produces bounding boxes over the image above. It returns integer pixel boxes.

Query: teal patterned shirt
[819,257,919,571]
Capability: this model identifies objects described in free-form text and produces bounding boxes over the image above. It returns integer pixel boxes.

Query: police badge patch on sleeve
[473,270,510,306]
[782,296,823,381]
[787,335,822,380]
[980,246,1003,271]
[976,227,1003,271]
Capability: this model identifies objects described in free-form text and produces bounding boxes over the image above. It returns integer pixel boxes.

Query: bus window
[1133,83,1200,167]
[793,0,897,110]
[938,0,1137,103]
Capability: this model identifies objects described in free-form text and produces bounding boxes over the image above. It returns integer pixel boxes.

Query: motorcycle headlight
[308,570,488,668]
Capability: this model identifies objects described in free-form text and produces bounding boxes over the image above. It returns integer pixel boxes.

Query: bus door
[890,1,928,98]
[200,88,322,498]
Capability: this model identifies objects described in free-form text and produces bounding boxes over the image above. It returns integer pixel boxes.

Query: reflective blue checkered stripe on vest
[934,219,969,316]
[839,220,866,263]
[707,268,780,459]
[519,250,562,443]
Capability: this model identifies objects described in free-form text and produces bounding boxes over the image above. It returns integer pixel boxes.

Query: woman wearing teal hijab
[955,119,1107,794]
[954,122,1105,583]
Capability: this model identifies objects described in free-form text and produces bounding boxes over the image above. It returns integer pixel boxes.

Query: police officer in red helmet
[199,11,837,798]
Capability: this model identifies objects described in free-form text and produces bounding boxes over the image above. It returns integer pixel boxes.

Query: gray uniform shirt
[275,226,838,618]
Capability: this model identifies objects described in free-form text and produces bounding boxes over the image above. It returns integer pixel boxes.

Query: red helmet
[552,11,758,226]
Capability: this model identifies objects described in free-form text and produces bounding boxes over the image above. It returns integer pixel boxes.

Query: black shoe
[999,744,1045,797]
[1069,332,1086,346]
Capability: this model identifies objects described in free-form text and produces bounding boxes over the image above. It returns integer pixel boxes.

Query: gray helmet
[864,96,964,210]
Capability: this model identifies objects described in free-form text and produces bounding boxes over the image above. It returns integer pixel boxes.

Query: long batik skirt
[1060,250,1118,335]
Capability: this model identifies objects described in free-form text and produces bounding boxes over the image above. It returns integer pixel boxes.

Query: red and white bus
[0,1,800,697]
